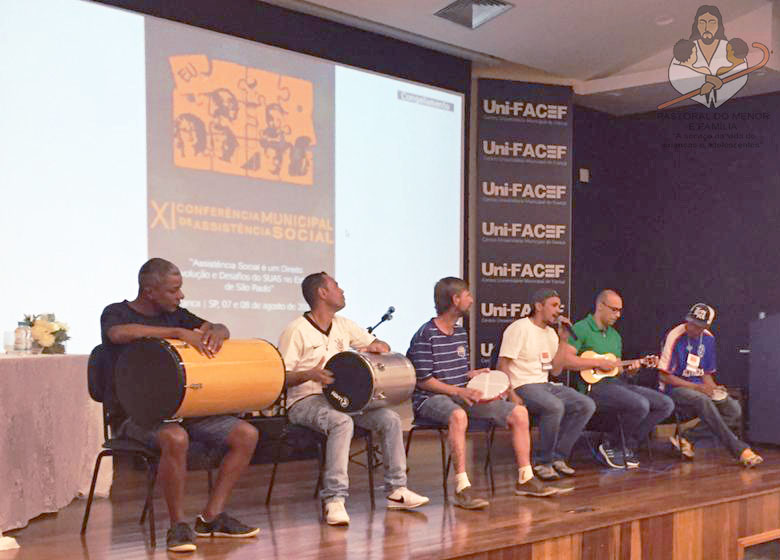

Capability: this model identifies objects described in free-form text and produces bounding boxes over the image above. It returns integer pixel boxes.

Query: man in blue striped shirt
[407,277,557,509]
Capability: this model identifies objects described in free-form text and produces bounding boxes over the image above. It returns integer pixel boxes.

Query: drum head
[115,338,186,428]
[324,352,374,413]
[466,370,510,402]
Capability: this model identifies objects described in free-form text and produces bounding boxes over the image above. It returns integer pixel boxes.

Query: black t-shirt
[98,301,206,413]
[100,300,205,349]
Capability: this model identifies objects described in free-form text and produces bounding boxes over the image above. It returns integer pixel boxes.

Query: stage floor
[4,433,780,560]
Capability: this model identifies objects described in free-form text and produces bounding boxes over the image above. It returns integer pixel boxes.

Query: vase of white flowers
[22,314,69,354]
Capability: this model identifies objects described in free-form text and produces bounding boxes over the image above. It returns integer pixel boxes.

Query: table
[0,354,111,532]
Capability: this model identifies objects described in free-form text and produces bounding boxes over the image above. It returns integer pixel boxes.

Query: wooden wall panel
[531,534,582,560]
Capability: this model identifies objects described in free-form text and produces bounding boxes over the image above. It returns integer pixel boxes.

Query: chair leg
[81,450,110,534]
[366,432,375,509]
[140,459,157,522]
[314,440,325,499]
[438,429,448,499]
[141,460,157,548]
[646,430,654,463]
[617,414,629,468]
[486,425,496,495]
[404,427,415,458]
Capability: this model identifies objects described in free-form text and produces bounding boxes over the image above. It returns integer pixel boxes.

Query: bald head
[594,289,623,328]
[596,289,620,307]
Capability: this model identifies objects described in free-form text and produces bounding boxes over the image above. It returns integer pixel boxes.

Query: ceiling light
[434,0,515,30]
[655,15,675,26]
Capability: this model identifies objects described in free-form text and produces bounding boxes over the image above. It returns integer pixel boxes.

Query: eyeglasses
[602,303,622,314]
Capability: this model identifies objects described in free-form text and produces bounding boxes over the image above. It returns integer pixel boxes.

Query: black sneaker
[194,513,259,538]
[598,443,625,469]
[167,522,196,552]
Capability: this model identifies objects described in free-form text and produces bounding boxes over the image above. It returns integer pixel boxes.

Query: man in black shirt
[101,258,259,552]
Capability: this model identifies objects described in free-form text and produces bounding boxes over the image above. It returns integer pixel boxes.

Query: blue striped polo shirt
[407,319,470,412]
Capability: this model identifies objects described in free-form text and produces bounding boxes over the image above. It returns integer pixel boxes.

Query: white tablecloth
[0,354,111,532]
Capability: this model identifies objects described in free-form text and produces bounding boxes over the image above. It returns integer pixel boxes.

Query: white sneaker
[324,500,350,526]
[386,487,430,510]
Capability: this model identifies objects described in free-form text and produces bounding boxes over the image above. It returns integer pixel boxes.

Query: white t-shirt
[278,314,376,406]
[498,317,559,388]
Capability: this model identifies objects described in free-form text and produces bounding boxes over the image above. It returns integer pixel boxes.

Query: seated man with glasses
[566,290,674,469]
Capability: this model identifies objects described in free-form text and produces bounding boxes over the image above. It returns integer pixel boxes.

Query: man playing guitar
[566,290,674,469]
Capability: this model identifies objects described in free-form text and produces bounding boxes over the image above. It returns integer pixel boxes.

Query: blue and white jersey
[407,319,470,412]
[658,323,717,392]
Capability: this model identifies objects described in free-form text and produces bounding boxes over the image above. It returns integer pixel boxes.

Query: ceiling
[261,0,780,115]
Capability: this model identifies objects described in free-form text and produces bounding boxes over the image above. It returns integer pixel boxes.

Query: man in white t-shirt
[278,272,428,526]
[497,288,617,481]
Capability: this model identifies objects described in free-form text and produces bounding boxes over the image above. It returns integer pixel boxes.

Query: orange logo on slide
[170,55,316,185]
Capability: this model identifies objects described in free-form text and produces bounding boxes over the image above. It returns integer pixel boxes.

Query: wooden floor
[4,433,780,560]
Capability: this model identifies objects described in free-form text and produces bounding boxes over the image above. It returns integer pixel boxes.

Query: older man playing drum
[407,277,557,511]
[101,258,259,552]
[278,272,428,526]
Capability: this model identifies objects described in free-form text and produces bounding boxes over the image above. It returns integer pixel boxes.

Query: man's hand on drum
[362,339,390,353]
[466,367,490,379]
[305,367,335,385]
[199,323,229,355]
[455,386,483,406]
[179,328,216,358]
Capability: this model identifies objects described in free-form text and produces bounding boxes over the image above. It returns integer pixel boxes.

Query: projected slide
[145,19,335,339]
[0,0,463,353]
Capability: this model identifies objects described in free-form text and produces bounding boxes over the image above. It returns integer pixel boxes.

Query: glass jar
[14,322,31,353]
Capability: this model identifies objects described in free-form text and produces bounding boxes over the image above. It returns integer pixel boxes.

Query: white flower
[38,333,56,347]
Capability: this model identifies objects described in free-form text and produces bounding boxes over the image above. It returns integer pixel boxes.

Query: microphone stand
[367,309,394,334]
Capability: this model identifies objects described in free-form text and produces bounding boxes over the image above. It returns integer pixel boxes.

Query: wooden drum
[115,338,284,427]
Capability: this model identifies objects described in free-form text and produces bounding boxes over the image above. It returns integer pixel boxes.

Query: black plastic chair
[405,416,496,497]
[81,344,218,547]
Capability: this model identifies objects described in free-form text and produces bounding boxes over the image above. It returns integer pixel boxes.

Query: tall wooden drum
[115,338,284,428]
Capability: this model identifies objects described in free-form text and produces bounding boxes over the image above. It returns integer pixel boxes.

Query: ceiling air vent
[434,0,514,30]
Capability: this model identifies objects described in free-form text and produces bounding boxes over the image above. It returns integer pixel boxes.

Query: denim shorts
[118,415,241,451]
[416,394,517,427]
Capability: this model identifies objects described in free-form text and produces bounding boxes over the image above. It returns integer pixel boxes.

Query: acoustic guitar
[579,351,659,385]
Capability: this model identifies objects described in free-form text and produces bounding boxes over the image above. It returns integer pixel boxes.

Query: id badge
[684,353,701,377]
[540,351,553,372]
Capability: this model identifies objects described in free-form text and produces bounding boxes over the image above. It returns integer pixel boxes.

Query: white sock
[455,472,471,493]
[518,465,533,484]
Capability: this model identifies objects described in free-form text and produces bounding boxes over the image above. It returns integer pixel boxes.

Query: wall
[573,95,780,389]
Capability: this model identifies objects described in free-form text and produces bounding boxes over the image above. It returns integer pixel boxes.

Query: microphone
[368,306,395,333]
[557,318,578,341]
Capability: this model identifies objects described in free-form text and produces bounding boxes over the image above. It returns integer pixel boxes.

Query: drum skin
[115,338,285,428]
[324,351,415,413]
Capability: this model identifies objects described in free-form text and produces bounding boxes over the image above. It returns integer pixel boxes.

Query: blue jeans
[288,395,407,503]
[589,378,675,449]
[669,388,748,458]
[516,382,595,464]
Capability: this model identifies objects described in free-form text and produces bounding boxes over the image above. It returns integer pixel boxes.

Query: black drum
[323,351,416,413]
